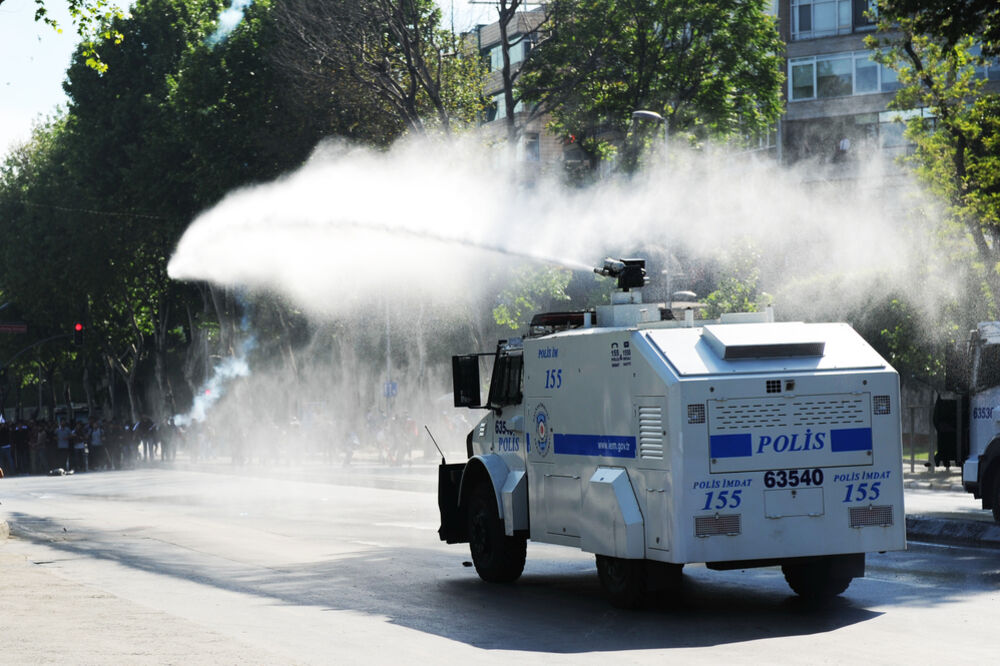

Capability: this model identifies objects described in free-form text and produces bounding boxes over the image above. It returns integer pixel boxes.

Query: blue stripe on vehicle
[710,433,753,458]
[831,427,872,452]
[553,433,636,458]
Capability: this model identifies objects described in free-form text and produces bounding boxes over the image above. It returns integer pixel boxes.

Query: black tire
[596,555,647,609]
[782,557,852,599]
[646,560,684,593]
[991,471,1000,524]
[467,481,526,583]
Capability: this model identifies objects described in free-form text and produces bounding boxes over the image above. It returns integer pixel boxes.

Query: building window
[817,56,852,97]
[484,98,499,122]
[480,33,536,73]
[515,32,537,64]
[854,53,879,93]
[880,62,901,91]
[970,45,1000,81]
[480,44,505,72]
[879,108,934,156]
[791,61,816,100]
[495,93,507,119]
[486,94,523,121]
[852,0,877,30]
[791,0,875,40]
[789,50,900,101]
[490,45,504,71]
[792,0,851,39]
[524,133,540,162]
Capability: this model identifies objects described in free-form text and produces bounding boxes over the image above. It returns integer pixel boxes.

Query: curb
[906,515,1000,549]
[902,480,966,492]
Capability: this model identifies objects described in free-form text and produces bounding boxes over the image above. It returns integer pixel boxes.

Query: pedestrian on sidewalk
[89,419,106,470]
[29,421,50,475]
[54,420,72,471]
[71,421,89,472]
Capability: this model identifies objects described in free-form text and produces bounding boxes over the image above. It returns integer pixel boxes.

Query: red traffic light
[74,323,83,332]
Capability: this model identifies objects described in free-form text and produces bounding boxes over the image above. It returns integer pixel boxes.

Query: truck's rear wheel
[596,555,646,609]
[467,481,526,583]
[782,557,852,599]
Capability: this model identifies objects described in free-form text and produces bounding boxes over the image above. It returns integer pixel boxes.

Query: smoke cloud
[206,0,254,47]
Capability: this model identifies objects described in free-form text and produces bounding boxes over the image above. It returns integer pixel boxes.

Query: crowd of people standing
[0,407,470,476]
[0,416,169,477]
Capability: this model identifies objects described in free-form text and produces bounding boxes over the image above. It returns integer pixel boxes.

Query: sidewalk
[902,465,1000,549]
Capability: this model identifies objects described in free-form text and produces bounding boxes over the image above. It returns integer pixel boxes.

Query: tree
[492,265,571,330]
[703,243,771,319]
[272,0,484,135]
[483,1,548,144]
[518,0,784,171]
[871,1,1000,312]
[876,0,998,56]
[25,0,124,72]
[0,120,95,416]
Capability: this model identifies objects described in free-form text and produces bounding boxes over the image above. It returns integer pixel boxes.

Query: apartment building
[467,6,563,170]
[468,2,998,170]
[777,0,1000,165]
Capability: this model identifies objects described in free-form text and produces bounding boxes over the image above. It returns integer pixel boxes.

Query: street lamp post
[631,109,668,157]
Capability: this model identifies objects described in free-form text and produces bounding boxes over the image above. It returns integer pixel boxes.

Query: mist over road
[1,465,995,664]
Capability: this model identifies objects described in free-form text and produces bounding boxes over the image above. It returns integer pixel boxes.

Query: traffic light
[73,322,84,346]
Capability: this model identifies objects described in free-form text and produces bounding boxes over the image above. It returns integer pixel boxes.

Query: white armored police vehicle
[438,258,906,607]
[934,321,1000,522]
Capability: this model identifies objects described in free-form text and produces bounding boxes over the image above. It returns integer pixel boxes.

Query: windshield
[975,343,1000,391]
[487,353,523,409]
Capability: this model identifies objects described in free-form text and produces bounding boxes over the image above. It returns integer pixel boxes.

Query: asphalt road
[1,465,997,664]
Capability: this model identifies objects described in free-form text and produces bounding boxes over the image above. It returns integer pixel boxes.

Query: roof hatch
[702,322,826,360]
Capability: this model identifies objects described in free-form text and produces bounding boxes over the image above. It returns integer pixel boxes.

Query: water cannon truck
[438,258,906,606]
[934,321,1000,523]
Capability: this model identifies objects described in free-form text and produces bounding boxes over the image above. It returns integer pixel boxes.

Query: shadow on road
[2,511,905,653]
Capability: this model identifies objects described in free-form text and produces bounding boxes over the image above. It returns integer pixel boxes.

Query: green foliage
[703,244,771,318]
[1,0,493,419]
[877,299,946,382]
[871,2,1000,315]
[518,0,785,172]
[846,292,949,384]
[270,0,484,136]
[32,0,124,72]
[876,0,999,56]
[493,266,572,330]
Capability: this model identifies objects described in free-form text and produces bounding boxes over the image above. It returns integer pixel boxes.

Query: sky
[0,0,76,156]
[0,0,502,160]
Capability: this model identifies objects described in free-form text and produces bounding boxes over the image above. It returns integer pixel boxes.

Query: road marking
[374,522,437,531]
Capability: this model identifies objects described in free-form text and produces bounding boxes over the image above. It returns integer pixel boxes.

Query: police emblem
[533,403,550,456]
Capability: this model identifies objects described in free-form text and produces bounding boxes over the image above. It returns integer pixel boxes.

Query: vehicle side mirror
[452,355,482,408]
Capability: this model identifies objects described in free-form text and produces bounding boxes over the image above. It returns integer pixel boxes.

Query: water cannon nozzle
[594,257,647,291]
[594,258,626,277]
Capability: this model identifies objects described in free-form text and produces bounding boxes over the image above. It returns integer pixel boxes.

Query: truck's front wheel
[467,481,526,583]
[782,557,852,599]
[596,555,646,609]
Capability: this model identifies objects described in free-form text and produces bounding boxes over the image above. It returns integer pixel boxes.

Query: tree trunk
[152,298,173,421]
[83,367,94,416]
[274,302,299,377]
[498,0,522,146]
[208,284,233,355]
[105,357,118,421]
